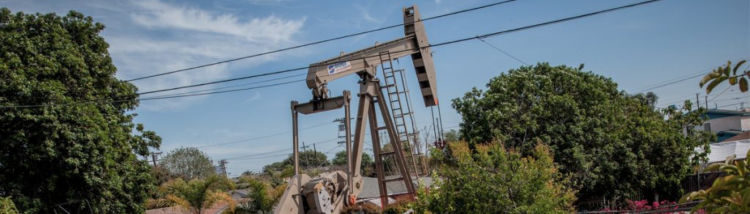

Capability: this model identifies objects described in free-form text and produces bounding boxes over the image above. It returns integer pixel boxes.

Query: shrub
[0,197,19,214]
[341,203,380,214]
[680,148,750,213]
[414,141,576,214]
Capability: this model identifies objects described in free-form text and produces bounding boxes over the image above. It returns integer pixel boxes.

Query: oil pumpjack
[275,5,438,214]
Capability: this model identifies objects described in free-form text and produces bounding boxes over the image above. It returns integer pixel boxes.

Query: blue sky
[5,0,749,176]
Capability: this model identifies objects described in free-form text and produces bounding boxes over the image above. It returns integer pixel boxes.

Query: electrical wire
[718,103,743,109]
[228,137,339,160]
[124,0,522,82]
[139,79,305,100]
[194,121,335,148]
[631,59,750,94]
[428,0,666,47]
[707,85,732,102]
[150,73,306,98]
[630,70,709,93]
[477,38,528,65]
[140,0,668,95]
[0,0,666,109]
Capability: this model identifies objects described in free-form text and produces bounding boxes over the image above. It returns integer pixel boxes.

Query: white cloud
[354,4,381,24]
[131,0,304,43]
[244,91,262,103]
[106,0,306,110]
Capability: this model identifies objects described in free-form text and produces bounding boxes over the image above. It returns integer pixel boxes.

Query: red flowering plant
[597,199,703,214]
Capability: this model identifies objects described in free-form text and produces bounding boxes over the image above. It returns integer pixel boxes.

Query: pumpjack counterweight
[275,5,438,214]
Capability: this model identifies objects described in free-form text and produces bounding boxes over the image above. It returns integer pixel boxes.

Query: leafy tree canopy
[331,150,373,168]
[150,175,235,214]
[161,147,217,180]
[415,142,576,214]
[451,63,713,201]
[0,8,161,213]
[235,176,286,214]
[444,129,460,142]
[262,150,329,174]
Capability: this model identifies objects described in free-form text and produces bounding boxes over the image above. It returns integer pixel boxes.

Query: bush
[599,200,688,214]
[383,198,412,214]
[680,148,750,213]
[0,197,19,214]
[414,141,576,214]
[341,203,380,214]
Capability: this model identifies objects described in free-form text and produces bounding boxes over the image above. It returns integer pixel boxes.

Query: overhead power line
[140,79,305,100]
[0,0,666,109]
[0,78,300,109]
[630,71,708,93]
[477,38,528,65]
[225,137,339,160]
[140,0,667,95]
[630,58,749,94]
[428,0,665,47]
[194,121,335,148]
[153,73,306,98]
[707,85,733,102]
[718,102,743,109]
[125,0,522,82]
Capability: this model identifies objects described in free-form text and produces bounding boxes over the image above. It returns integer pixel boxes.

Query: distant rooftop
[707,109,750,116]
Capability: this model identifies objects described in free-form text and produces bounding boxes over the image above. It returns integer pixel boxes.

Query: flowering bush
[627,200,678,212]
[598,199,703,214]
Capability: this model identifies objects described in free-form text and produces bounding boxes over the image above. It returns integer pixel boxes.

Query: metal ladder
[378,51,422,177]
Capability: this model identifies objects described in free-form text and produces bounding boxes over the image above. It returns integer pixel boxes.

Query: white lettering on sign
[327,61,351,75]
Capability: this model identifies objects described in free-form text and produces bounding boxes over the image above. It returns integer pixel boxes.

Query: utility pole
[437,101,445,140]
[705,95,708,109]
[313,143,317,168]
[218,159,228,177]
[301,141,309,168]
[696,93,700,109]
[431,107,438,143]
[150,152,162,167]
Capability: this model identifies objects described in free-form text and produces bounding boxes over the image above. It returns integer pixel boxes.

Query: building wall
[740,116,750,130]
[707,116,742,132]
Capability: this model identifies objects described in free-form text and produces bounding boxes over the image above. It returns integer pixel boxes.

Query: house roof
[706,109,750,119]
[723,131,750,142]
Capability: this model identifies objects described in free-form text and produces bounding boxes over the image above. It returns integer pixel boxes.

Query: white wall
[740,116,750,131]
[708,116,742,132]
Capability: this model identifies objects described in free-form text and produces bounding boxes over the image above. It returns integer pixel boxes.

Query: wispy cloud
[354,4,381,24]
[105,0,306,110]
[131,0,305,43]
[244,91,262,103]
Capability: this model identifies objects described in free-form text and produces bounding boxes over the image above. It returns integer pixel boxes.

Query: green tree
[451,63,712,202]
[0,8,161,213]
[444,129,460,142]
[262,150,329,173]
[161,147,217,180]
[150,175,235,214]
[415,142,576,214]
[0,197,19,214]
[700,60,748,94]
[152,166,178,189]
[234,176,286,214]
[331,150,374,172]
